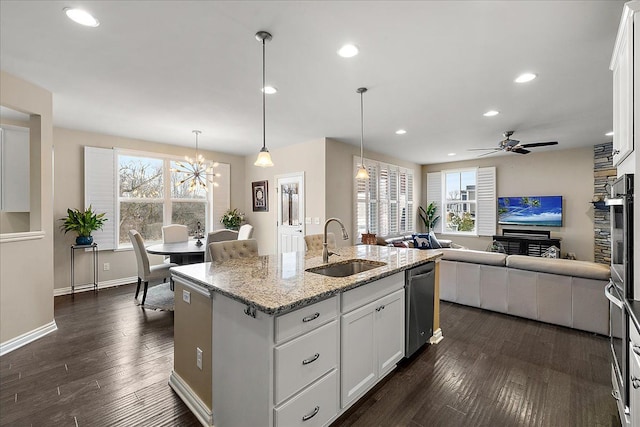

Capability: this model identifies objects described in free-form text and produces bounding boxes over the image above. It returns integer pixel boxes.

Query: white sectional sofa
[438,249,611,335]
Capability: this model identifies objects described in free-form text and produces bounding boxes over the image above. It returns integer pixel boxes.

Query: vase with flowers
[220,208,244,231]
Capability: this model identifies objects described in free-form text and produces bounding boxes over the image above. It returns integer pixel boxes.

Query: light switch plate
[314,217,320,224]
[305,217,312,224]
[182,290,191,304]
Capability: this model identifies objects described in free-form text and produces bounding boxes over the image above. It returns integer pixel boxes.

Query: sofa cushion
[439,248,507,266]
[506,255,610,281]
[412,233,431,249]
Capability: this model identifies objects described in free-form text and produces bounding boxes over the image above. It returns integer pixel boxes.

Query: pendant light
[254,31,274,167]
[173,130,220,192]
[355,87,369,180]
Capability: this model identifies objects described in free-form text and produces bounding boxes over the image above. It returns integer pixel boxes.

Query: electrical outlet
[182,290,191,304]
[314,217,320,225]
[103,263,110,271]
[305,217,312,224]
[196,347,203,370]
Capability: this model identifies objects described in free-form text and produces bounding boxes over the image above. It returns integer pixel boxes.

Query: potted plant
[220,208,244,231]
[418,202,440,232]
[59,205,107,245]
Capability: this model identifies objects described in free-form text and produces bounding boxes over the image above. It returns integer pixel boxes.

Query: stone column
[593,142,615,264]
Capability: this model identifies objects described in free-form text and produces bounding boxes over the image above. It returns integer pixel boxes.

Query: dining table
[146,239,206,265]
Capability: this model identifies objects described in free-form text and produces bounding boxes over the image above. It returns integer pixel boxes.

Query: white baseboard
[0,320,58,356]
[430,328,444,344]
[169,371,213,427]
[53,276,137,296]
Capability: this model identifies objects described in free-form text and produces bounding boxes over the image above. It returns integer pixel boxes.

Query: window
[426,167,496,236]
[355,157,414,240]
[85,147,231,250]
[117,154,209,245]
[444,169,477,234]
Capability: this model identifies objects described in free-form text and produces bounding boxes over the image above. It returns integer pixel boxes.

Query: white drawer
[341,272,404,313]
[274,320,338,404]
[274,370,338,427]
[275,296,338,344]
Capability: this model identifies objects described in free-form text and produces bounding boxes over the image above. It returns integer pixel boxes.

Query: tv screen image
[497,195,563,227]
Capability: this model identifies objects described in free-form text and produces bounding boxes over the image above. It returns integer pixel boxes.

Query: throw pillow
[428,231,442,249]
[412,233,431,249]
[393,241,409,248]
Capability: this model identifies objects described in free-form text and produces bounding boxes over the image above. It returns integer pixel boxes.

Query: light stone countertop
[170,245,443,315]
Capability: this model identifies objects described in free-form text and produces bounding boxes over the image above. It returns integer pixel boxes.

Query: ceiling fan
[469,131,558,156]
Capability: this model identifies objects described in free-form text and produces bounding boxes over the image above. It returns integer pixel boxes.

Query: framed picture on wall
[252,180,268,212]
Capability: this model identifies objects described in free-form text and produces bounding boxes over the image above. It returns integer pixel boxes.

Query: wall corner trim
[169,371,213,426]
[0,320,57,356]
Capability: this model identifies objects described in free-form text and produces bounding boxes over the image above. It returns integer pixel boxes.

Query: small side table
[70,243,98,295]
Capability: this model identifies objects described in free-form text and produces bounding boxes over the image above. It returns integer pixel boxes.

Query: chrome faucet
[323,218,349,263]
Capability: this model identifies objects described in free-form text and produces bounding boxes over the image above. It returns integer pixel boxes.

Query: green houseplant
[60,205,107,245]
[220,208,244,230]
[418,202,440,232]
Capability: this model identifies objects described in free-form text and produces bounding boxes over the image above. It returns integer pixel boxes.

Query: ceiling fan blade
[468,148,501,151]
[520,141,558,148]
[512,148,531,154]
[477,150,500,157]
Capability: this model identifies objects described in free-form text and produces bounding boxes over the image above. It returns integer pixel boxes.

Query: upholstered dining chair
[237,224,254,240]
[204,229,239,261]
[208,239,259,263]
[304,233,336,252]
[162,224,189,243]
[129,230,177,306]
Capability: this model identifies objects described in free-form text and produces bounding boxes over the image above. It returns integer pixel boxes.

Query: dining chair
[162,224,189,243]
[204,229,239,261]
[208,239,259,263]
[237,224,254,240]
[129,230,177,306]
[304,233,336,251]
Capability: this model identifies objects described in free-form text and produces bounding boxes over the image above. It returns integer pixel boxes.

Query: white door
[276,172,305,255]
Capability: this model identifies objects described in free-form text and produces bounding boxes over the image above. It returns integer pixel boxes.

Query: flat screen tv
[497,195,563,227]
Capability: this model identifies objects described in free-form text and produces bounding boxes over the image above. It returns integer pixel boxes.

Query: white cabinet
[611,1,638,168]
[340,273,405,408]
[630,319,640,427]
[0,126,30,212]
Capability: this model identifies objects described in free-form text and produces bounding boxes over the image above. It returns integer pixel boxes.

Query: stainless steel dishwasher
[405,261,435,358]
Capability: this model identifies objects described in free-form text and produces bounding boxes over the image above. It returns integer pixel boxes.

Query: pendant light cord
[262,38,266,151]
[360,90,364,164]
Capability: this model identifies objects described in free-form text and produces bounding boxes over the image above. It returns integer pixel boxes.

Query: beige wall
[52,127,246,290]
[423,147,595,261]
[0,71,54,344]
[243,138,327,255]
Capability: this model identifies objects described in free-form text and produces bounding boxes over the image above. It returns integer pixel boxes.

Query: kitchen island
[169,245,442,427]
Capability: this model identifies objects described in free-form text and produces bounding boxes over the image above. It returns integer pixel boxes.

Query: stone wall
[593,142,615,264]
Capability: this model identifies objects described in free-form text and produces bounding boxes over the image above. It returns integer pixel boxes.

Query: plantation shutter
[368,161,378,234]
[426,172,442,233]
[389,166,398,234]
[84,146,116,250]
[476,166,496,236]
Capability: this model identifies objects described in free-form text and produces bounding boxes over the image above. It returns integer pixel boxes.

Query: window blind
[84,146,116,250]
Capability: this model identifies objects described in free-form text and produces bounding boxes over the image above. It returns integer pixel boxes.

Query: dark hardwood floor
[0,285,619,427]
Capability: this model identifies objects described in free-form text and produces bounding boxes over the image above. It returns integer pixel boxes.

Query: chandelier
[173,130,219,192]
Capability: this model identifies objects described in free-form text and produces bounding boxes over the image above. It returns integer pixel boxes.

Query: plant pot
[76,236,93,246]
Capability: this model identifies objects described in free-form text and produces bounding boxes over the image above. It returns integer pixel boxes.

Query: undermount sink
[306,259,387,278]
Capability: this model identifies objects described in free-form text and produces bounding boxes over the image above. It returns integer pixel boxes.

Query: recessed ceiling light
[515,73,537,83]
[483,110,500,117]
[262,86,277,94]
[395,129,407,135]
[605,131,614,136]
[448,153,456,156]
[337,44,359,58]
[63,8,99,27]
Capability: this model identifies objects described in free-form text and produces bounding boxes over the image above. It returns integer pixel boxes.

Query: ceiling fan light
[64,8,99,27]
[254,147,274,167]
[515,73,537,83]
[355,166,369,180]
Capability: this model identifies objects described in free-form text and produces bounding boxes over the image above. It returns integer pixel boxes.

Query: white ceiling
[0,1,625,164]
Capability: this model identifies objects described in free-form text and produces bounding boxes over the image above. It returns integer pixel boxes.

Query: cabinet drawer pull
[633,377,640,389]
[633,345,640,356]
[302,353,320,365]
[376,305,386,312]
[612,389,620,401]
[302,312,320,323]
[302,406,320,421]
